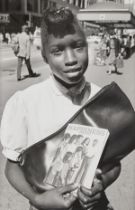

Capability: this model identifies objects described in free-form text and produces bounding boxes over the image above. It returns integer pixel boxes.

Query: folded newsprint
[44,124,109,193]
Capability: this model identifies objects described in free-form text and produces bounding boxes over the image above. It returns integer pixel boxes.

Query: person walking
[15,25,39,81]
[99,35,107,65]
[106,34,121,74]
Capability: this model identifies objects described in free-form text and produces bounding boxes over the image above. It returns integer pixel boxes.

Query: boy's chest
[27,97,81,171]
[26,95,80,145]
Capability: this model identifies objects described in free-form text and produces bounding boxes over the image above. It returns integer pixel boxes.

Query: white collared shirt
[0,76,100,161]
[17,32,31,58]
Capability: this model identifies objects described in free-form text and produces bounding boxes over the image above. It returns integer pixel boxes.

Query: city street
[0,44,135,210]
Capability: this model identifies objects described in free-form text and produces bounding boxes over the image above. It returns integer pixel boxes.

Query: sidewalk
[0,42,12,49]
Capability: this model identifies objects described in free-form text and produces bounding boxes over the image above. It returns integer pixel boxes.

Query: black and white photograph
[0,1,135,210]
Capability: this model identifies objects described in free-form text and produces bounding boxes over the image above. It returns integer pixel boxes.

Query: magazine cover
[44,124,109,190]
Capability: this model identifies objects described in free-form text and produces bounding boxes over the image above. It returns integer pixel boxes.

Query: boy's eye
[73,41,86,50]
[50,48,63,56]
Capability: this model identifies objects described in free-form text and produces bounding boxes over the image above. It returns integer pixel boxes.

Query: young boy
[0,8,120,210]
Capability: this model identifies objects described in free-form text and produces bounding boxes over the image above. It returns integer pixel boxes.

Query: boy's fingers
[78,188,101,204]
[63,195,77,208]
[79,186,92,197]
[78,188,91,204]
[91,180,103,196]
[85,200,98,209]
[79,199,98,209]
[95,168,102,180]
[87,192,102,203]
[79,179,103,197]
[59,184,78,194]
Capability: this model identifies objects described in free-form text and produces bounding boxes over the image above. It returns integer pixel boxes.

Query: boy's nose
[65,49,77,66]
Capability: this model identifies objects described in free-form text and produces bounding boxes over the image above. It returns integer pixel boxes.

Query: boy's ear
[43,55,48,64]
[41,50,48,63]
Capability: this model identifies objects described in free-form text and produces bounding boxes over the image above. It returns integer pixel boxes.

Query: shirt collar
[50,74,87,97]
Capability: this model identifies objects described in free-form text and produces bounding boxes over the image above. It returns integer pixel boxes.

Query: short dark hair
[41,7,85,61]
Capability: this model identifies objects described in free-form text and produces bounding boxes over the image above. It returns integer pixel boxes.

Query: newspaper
[44,124,109,191]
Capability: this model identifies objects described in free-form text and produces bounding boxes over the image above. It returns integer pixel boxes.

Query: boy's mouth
[65,67,82,73]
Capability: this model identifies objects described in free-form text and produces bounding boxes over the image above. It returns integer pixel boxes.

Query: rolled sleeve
[0,91,27,161]
[2,148,21,162]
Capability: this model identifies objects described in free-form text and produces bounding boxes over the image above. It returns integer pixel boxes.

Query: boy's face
[44,26,88,87]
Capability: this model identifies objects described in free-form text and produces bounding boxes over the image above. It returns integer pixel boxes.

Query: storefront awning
[77,2,135,28]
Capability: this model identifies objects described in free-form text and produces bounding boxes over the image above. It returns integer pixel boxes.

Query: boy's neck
[52,74,90,105]
[53,75,81,89]
[53,74,87,98]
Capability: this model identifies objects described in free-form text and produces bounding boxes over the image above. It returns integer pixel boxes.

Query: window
[5,0,21,12]
[48,1,56,9]
[0,1,3,12]
[27,0,38,13]
[40,0,49,13]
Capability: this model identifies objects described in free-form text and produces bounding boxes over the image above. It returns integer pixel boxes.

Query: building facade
[0,0,135,34]
[0,0,83,34]
[0,0,44,33]
[0,0,62,34]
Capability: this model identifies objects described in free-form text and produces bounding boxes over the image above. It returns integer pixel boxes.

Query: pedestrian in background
[14,25,39,81]
[106,33,121,74]
[125,35,132,59]
[0,32,4,43]
[99,35,107,65]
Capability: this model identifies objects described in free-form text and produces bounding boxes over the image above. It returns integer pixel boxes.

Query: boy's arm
[5,160,77,209]
[78,162,121,209]
[88,162,121,197]
[5,160,37,204]
[101,162,121,189]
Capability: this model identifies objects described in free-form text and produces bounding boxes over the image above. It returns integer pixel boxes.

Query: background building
[0,0,135,36]
[0,0,81,36]
[0,0,49,34]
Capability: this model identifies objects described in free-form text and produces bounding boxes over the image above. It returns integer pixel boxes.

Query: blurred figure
[133,34,135,53]
[33,26,41,50]
[106,34,111,57]
[5,33,11,44]
[106,33,121,74]
[125,35,131,59]
[130,35,135,55]
[0,32,4,43]
[99,35,107,65]
[15,25,39,81]
[120,35,126,58]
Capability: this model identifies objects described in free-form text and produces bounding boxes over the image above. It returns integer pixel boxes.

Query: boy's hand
[34,184,77,209]
[77,169,104,210]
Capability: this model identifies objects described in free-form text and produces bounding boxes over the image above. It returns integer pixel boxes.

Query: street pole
[28,13,32,27]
